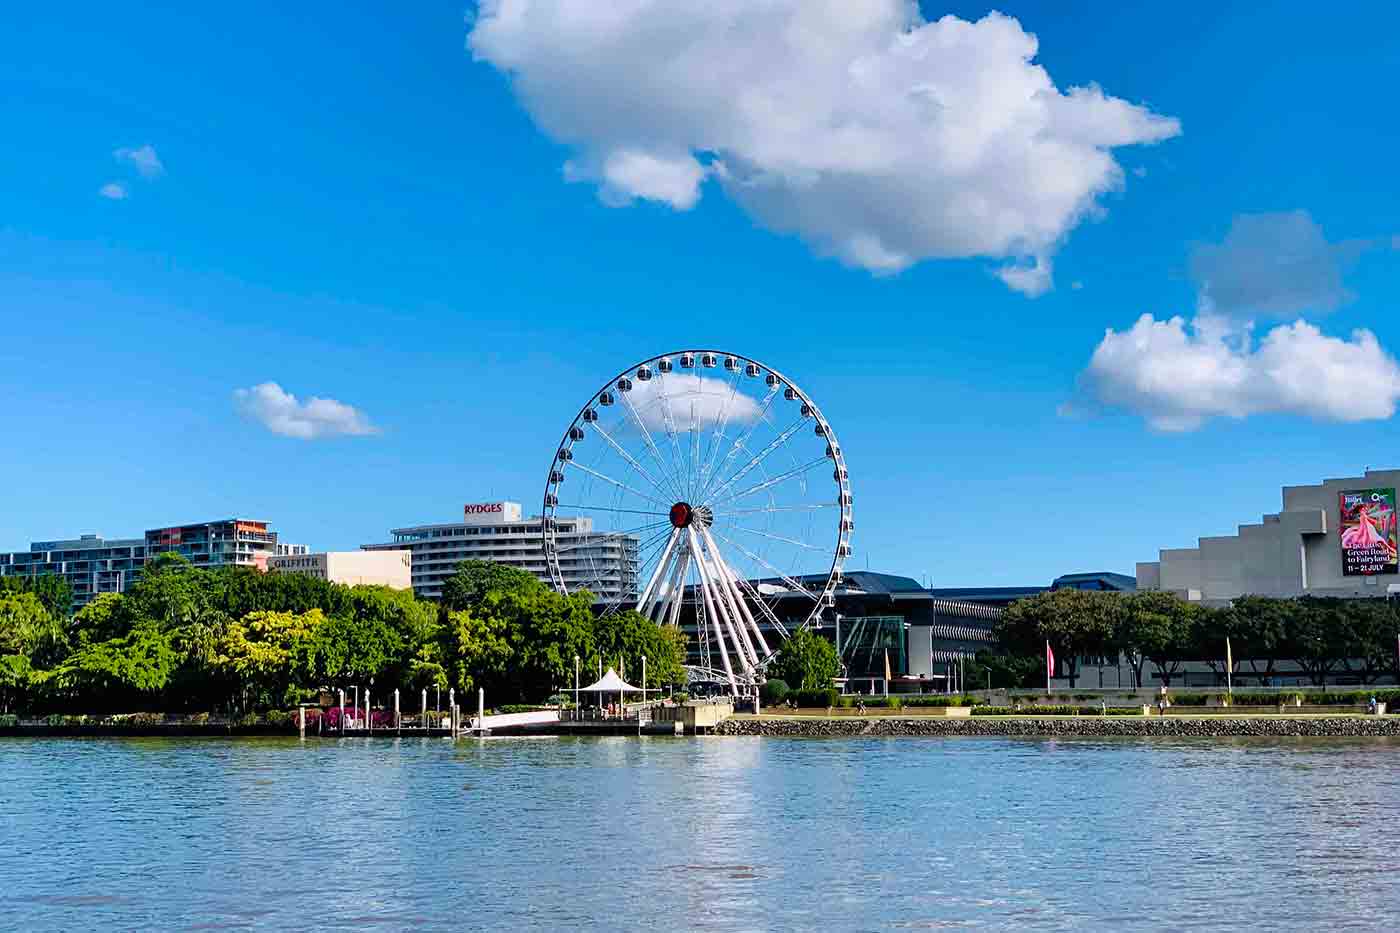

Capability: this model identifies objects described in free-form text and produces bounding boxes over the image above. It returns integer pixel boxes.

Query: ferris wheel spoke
[617,386,682,501]
[688,397,702,501]
[709,528,821,604]
[655,372,691,499]
[705,456,829,510]
[701,416,807,506]
[710,503,837,518]
[550,520,670,555]
[567,461,672,510]
[586,420,683,503]
[555,504,668,517]
[695,368,745,492]
[726,524,829,552]
[695,385,780,503]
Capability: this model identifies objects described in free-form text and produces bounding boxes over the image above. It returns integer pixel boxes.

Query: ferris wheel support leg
[699,526,762,668]
[694,532,757,675]
[703,526,772,661]
[664,552,689,628]
[636,528,681,615]
[688,528,739,695]
[654,549,687,624]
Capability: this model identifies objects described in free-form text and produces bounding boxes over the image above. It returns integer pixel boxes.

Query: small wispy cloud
[99,182,128,200]
[114,144,164,178]
[233,382,378,440]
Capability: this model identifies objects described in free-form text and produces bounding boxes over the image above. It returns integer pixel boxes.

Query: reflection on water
[4,736,1400,930]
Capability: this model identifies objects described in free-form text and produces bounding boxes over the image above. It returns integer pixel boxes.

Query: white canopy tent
[578,668,641,715]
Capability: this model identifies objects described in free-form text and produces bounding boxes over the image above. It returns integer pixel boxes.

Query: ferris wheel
[542,350,853,694]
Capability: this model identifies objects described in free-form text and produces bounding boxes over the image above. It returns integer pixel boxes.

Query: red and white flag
[1045,640,1055,686]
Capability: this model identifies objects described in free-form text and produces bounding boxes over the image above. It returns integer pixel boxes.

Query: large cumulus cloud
[469,1,1179,293]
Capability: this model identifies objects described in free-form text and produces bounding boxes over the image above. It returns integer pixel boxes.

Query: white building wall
[1138,468,1400,602]
[325,550,411,589]
[270,550,412,589]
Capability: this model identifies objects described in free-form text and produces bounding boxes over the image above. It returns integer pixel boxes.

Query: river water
[4,735,1400,930]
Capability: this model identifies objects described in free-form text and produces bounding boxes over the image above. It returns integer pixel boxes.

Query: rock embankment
[714,716,1400,738]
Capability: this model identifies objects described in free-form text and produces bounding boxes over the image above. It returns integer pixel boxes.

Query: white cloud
[469,2,1179,294]
[623,372,763,434]
[99,182,128,200]
[995,256,1054,298]
[233,382,378,440]
[114,144,164,178]
[1078,314,1400,431]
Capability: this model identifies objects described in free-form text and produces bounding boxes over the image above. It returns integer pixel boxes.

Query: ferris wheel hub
[669,501,693,528]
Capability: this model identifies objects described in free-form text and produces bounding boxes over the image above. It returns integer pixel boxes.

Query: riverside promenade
[716,714,1400,738]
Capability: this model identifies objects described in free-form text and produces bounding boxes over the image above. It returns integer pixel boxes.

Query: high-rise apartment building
[362,501,638,602]
[0,519,284,608]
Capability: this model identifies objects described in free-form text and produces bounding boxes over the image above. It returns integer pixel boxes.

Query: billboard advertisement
[1339,488,1398,576]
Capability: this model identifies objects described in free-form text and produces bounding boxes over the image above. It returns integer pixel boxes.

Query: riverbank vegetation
[993,589,1400,688]
[0,558,686,714]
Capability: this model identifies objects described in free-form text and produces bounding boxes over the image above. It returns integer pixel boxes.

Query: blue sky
[3,1,1399,586]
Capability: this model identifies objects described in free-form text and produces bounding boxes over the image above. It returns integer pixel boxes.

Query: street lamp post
[642,655,647,704]
[338,688,345,735]
[574,654,580,716]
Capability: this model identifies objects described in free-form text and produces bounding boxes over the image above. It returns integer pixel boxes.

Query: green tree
[591,609,687,691]
[769,627,839,690]
[70,593,130,647]
[41,624,181,709]
[1337,599,1397,684]
[997,589,1119,688]
[0,591,63,711]
[213,609,326,709]
[964,650,1043,690]
[441,606,513,697]
[1222,595,1288,683]
[123,553,214,631]
[1285,597,1352,686]
[0,574,74,620]
[1117,591,1195,687]
[441,560,544,611]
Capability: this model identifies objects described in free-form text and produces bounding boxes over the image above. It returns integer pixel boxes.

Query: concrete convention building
[362,501,638,603]
[670,571,1002,693]
[1137,468,1400,603]
[269,550,411,589]
[0,518,286,608]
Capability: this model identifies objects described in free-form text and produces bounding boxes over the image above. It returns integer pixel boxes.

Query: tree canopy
[0,559,691,714]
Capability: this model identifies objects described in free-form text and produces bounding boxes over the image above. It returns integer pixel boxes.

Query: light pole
[352,685,359,724]
[436,683,441,715]
[574,654,580,714]
[338,688,345,735]
[642,655,647,704]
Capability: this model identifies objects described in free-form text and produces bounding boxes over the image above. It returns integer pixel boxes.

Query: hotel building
[362,501,638,603]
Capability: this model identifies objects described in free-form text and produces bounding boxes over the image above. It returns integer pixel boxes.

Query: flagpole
[1226,636,1233,699]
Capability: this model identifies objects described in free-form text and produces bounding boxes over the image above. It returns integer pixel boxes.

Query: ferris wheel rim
[540,349,853,672]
